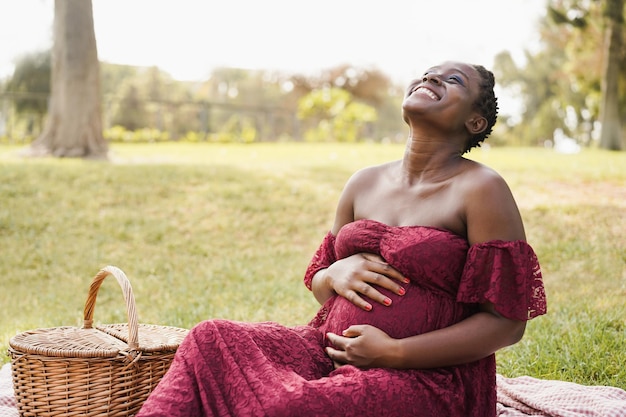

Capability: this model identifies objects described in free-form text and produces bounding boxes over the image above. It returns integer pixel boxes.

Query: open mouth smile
[411,86,440,101]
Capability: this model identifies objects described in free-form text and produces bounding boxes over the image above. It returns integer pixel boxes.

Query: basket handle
[83,266,139,351]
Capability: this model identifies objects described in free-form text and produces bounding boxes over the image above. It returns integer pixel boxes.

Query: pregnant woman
[137,61,546,417]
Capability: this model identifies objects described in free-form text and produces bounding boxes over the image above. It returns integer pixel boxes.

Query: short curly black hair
[464,65,499,153]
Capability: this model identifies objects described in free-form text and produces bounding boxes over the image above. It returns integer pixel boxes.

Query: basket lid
[9,326,130,358]
[97,323,188,353]
[9,325,189,358]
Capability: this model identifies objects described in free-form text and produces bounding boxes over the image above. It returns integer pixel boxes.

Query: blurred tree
[297,87,377,142]
[27,0,107,158]
[321,65,392,106]
[5,51,50,133]
[100,63,138,98]
[196,67,297,141]
[110,66,190,134]
[494,46,571,146]
[113,84,147,131]
[291,64,405,141]
[495,0,624,149]
[547,0,624,150]
[598,0,624,150]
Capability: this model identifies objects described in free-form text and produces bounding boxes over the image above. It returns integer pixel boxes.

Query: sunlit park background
[1,0,625,391]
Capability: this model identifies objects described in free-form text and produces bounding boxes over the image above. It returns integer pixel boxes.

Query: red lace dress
[137,219,546,417]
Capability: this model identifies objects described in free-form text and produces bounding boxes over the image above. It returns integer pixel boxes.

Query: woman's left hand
[325,325,398,369]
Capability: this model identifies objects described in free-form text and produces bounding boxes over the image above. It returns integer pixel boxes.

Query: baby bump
[317,286,457,340]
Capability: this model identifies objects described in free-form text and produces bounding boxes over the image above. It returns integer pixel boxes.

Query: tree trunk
[598,0,624,151]
[27,0,108,158]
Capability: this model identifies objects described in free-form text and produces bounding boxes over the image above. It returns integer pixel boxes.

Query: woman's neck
[400,133,464,185]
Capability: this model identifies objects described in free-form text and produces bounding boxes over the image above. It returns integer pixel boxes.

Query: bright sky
[1,0,546,115]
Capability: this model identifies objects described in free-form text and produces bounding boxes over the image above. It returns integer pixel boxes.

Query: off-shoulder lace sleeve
[457,240,546,321]
[303,232,336,290]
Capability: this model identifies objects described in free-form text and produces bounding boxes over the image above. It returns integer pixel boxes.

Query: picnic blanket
[0,364,16,417]
[1,362,625,416]
[496,374,626,416]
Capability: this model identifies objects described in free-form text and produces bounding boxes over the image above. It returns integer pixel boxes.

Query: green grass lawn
[1,143,625,389]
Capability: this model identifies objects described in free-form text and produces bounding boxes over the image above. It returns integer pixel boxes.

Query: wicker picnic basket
[8,266,189,416]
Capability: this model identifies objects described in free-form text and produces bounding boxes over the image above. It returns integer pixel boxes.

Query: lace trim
[303,232,336,290]
[457,240,547,321]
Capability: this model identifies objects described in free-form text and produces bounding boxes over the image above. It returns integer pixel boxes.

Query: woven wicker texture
[8,266,188,416]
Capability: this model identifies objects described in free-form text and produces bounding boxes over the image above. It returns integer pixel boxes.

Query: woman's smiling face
[401,61,482,130]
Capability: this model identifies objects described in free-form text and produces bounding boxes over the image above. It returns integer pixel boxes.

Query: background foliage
[1,0,624,149]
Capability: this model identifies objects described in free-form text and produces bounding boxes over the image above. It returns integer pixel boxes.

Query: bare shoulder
[343,160,399,193]
[459,158,502,182]
[457,159,514,197]
[459,159,526,244]
[331,161,400,234]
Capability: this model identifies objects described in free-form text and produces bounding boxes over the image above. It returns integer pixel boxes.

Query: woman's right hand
[324,253,408,311]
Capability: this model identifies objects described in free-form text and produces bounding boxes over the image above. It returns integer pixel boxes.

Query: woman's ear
[465,115,488,135]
